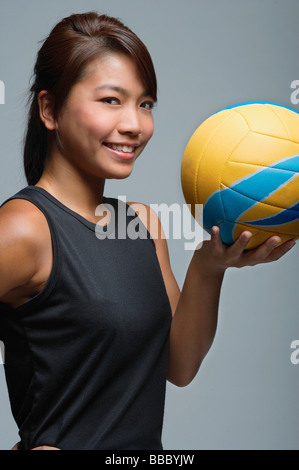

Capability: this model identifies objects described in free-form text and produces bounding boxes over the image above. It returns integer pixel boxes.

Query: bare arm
[132,203,296,387]
[166,227,295,387]
[0,201,40,302]
[167,248,223,386]
[1,200,60,451]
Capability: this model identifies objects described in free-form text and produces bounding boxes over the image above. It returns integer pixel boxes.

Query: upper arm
[127,202,180,316]
[0,200,43,301]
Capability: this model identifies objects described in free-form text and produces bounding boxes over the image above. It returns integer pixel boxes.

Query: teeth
[107,144,134,153]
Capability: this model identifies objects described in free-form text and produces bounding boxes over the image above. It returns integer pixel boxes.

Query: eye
[101,97,120,105]
[140,101,155,111]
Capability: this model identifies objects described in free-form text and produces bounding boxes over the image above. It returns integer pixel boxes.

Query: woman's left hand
[198,226,296,274]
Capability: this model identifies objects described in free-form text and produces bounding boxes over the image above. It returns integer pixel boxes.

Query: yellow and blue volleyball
[181,102,299,249]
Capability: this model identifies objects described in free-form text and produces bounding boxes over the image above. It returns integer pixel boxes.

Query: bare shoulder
[126,202,164,240]
[0,198,51,300]
[0,198,49,241]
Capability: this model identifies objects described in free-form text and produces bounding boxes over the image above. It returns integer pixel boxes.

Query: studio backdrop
[0,0,299,450]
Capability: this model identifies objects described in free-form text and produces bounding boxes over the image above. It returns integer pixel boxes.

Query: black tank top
[0,186,172,450]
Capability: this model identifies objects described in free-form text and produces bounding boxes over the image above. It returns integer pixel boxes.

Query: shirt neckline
[27,185,117,235]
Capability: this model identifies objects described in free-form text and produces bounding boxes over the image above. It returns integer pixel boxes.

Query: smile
[103,142,138,160]
[104,143,136,153]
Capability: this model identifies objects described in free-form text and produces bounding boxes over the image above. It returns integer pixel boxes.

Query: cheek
[76,110,112,138]
[59,105,114,141]
[143,118,154,142]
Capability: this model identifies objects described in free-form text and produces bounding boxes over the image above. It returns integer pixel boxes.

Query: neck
[35,154,106,223]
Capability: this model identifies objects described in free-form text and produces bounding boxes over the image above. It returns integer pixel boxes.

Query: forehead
[79,53,145,91]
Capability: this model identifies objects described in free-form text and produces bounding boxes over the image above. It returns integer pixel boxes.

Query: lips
[104,143,137,153]
[103,142,139,160]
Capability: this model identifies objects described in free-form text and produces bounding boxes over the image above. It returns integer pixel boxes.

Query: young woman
[0,12,295,451]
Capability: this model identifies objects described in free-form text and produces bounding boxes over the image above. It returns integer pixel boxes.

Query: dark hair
[24,12,157,185]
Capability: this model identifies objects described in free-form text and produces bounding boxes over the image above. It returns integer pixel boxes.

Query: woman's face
[54,52,155,180]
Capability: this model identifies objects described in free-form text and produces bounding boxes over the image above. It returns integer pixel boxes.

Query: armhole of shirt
[124,200,156,248]
[1,196,61,314]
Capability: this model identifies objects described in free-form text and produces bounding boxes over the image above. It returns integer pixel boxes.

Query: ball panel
[181,110,234,209]
[202,190,226,230]
[234,223,298,250]
[221,167,296,207]
[222,154,299,213]
[270,153,299,172]
[221,161,259,188]
[194,111,249,205]
[226,131,299,169]
[234,104,292,139]
[219,182,299,236]
[218,220,238,245]
[240,203,299,230]
[241,205,299,236]
[248,173,299,211]
[269,105,299,144]
[181,108,249,215]
[203,182,299,247]
[233,223,293,250]
[219,186,254,224]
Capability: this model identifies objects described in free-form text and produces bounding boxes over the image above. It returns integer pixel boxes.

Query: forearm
[168,248,225,387]
[166,223,293,388]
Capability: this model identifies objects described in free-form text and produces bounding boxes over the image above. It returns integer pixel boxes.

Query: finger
[253,235,282,260]
[211,225,220,243]
[243,235,282,266]
[264,239,296,263]
[211,226,224,251]
[227,230,253,257]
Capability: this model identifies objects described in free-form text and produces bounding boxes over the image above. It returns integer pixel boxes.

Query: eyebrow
[95,84,153,99]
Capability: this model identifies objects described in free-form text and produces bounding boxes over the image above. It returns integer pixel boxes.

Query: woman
[0,12,295,451]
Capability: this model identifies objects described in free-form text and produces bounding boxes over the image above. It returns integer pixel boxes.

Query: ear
[38,90,57,131]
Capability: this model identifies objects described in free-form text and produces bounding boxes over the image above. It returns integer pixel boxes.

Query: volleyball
[181,102,299,249]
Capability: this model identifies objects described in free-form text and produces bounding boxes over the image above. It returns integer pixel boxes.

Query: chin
[104,164,135,180]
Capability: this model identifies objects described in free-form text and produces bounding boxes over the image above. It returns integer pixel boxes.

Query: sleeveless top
[0,186,172,450]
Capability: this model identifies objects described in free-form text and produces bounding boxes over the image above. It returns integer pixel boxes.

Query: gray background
[0,0,299,450]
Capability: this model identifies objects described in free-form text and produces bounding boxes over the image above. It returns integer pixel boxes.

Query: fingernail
[241,232,252,242]
[272,238,281,247]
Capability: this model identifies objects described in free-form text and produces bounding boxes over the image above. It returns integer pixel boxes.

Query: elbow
[168,375,195,388]
[167,365,202,388]
[167,347,211,387]
[169,378,193,388]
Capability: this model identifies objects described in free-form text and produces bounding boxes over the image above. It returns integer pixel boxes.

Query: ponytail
[23,88,48,185]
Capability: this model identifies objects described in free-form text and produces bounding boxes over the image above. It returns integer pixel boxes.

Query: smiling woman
[0,12,173,451]
[0,10,295,452]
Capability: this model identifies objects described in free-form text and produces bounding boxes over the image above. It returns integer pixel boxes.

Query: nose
[117,106,142,136]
